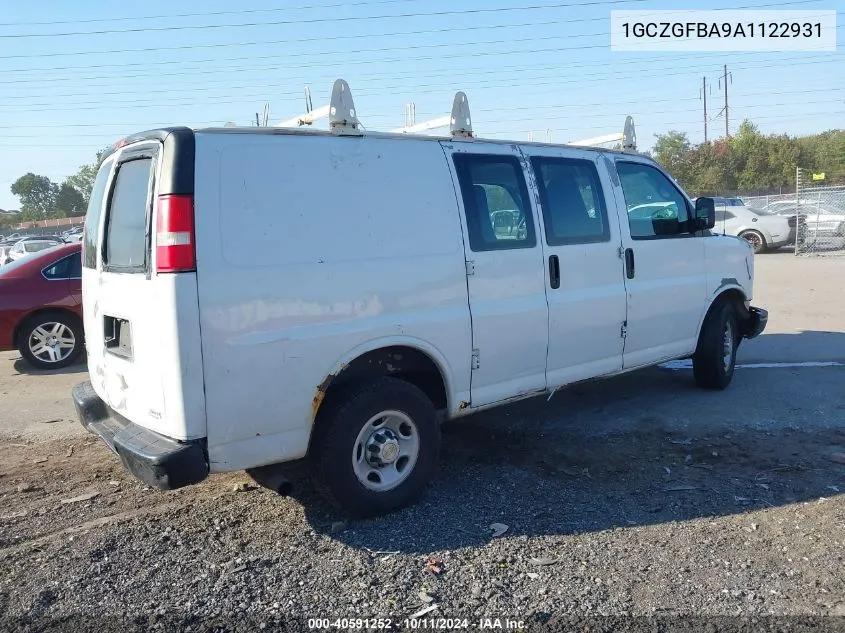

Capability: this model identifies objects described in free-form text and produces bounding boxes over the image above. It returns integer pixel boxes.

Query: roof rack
[569,116,637,152]
[267,79,633,149]
[390,91,473,139]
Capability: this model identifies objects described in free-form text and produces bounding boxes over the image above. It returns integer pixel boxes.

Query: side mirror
[693,197,716,231]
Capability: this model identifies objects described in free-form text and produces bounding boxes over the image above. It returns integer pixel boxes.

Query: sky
[0,0,843,211]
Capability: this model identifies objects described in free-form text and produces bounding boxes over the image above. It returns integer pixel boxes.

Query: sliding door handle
[624,248,635,279]
[549,254,560,289]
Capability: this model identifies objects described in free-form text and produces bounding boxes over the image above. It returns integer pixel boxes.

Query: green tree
[10,173,58,220]
[65,147,110,206]
[652,131,692,189]
[55,181,87,216]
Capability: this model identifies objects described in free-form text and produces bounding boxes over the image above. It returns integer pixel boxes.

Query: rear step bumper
[72,381,208,490]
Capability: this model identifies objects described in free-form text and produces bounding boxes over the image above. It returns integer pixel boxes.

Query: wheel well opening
[320,346,448,413]
[13,309,81,348]
[717,288,747,314]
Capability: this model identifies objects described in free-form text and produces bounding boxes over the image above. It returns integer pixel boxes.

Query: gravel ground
[0,255,844,632]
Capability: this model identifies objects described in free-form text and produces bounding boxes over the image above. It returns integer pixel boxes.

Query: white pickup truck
[73,85,767,517]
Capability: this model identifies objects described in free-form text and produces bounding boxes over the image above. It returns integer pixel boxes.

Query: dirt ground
[1,252,844,632]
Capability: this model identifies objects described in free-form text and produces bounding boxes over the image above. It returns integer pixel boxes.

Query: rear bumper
[742,307,768,340]
[72,381,208,490]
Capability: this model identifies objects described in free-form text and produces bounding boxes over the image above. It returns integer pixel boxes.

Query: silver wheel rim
[352,410,420,492]
[722,321,734,373]
[28,322,75,364]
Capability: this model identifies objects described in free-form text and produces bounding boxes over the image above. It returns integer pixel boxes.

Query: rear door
[82,143,168,431]
[442,141,549,407]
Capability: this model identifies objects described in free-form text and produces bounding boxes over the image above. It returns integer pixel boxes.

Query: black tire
[310,376,440,518]
[18,311,84,370]
[692,300,740,391]
[739,230,766,254]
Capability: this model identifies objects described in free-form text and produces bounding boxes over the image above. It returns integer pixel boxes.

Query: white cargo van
[73,83,766,517]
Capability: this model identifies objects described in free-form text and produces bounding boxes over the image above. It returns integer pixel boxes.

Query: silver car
[711,204,793,253]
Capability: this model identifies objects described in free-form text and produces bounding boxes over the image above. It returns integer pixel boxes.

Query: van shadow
[12,354,88,376]
[290,331,845,554]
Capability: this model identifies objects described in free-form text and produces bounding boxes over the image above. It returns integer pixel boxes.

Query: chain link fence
[792,172,845,256]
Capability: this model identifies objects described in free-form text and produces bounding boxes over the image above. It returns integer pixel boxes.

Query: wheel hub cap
[366,428,401,466]
[352,410,421,492]
[29,322,75,363]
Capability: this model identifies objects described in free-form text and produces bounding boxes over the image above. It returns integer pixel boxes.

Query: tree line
[2,148,108,231]
[650,120,845,197]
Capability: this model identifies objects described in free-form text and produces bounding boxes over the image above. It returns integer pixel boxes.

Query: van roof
[107,125,654,164]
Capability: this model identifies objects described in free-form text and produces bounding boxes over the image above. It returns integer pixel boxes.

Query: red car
[0,242,84,370]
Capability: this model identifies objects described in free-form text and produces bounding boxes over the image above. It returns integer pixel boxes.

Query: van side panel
[192,132,472,471]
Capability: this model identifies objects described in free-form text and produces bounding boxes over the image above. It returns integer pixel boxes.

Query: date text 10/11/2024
[307,617,527,630]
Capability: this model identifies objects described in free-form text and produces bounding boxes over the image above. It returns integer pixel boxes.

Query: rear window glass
[82,161,113,269]
[104,158,153,270]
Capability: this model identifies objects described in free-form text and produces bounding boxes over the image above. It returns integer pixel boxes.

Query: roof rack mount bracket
[329,79,363,136]
[622,116,637,152]
[450,91,473,139]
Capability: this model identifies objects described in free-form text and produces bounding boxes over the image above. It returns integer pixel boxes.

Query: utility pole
[718,64,732,138]
[702,76,708,143]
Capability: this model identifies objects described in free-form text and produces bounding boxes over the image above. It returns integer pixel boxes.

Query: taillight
[155,194,196,273]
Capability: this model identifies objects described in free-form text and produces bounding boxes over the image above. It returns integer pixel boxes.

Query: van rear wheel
[311,377,440,518]
[18,312,83,371]
[692,300,739,390]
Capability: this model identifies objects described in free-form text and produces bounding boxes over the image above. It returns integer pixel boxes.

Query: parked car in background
[62,226,84,242]
[2,236,66,265]
[763,201,845,249]
[712,197,747,208]
[0,236,25,263]
[0,242,83,370]
[691,198,796,253]
[714,204,793,253]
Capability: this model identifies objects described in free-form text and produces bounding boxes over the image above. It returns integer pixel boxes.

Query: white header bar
[610,10,837,52]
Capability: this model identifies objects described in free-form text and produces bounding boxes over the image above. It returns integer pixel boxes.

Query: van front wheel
[311,377,440,518]
[692,300,739,390]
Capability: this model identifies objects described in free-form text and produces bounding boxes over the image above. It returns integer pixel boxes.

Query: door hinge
[617,245,625,259]
[465,260,476,276]
[471,349,480,370]
[620,321,628,338]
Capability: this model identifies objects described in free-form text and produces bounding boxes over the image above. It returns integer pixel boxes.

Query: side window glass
[617,162,691,240]
[453,154,536,252]
[43,255,73,279]
[531,157,610,245]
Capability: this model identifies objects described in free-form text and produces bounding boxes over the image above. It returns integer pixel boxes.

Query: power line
[0,0,831,58]
[0,0,416,27]
[3,87,841,130]
[2,98,842,139]
[1,53,839,108]
[0,0,649,39]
